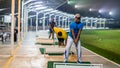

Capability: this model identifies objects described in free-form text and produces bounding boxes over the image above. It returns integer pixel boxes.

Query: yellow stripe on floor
[4,45,20,68]
[4,56,14,68]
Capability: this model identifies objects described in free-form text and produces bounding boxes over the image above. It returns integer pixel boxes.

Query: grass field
[81,29,120,64]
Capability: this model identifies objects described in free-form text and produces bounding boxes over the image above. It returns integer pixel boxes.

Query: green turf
[47,53,64,55]
[36,42,58,45]
[39,48,45,54]
[36,43,54,45]
[39,48,64,55]
[81,29,120,64]
[47,61,91,68]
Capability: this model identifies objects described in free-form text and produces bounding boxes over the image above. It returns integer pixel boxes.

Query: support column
[11,0,15,56]
[68,17,70,28]
[17,0,21,46]
[36,13,38,32]
[65,17,67,28]
[54,15,57,26]
[95,19,97,29]
[26,10,28,33]
[90,18,93,28]
[86,19,88,29]
[43,14,45,30]
[23,7,26,38]
[104,19,106,29]
[30,18,32,30]
[100,18,102,28]
[21,0,24,41]
[62,16,64,28]
[58,16,60,27]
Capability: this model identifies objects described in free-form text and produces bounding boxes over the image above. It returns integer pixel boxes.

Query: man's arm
[71,29,75,41]
[75,29,82,44]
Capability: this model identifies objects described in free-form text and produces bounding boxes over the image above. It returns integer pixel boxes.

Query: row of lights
[75,5,114,16]
[89,8,113,16]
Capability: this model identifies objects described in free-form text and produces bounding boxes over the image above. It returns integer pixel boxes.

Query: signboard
[4,15,11,23]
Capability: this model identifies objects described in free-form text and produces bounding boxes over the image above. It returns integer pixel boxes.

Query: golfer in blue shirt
[64,14,84,63]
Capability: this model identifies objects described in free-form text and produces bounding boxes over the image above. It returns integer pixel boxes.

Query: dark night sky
[0,0,120,19]
[0,0,120,28]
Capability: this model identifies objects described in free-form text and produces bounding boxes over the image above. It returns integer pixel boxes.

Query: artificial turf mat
[36,43,55,45]
[47,61,91,68]
[36,42,58,45]
[39,48,45,54]
[36,38,56,45]
[39,48,64,55]
[46,53,64,55]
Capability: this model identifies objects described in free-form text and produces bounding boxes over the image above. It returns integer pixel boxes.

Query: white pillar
[26,10,28,33]
[30,18,32,30]
[104,19,106,29]
[43,14,45,30]
[11,0,15,56]
[62,16,64,28]
[58,16,61,27]
[67,17,70,28]
[17,0,21,46]
[95,19,97,29]
[54,15,57,26]
[24,7,27,37]
[66,17,69,28]
[86,19,88,29]
[21,0,24,41]
[36,13,38,32]
[64,17,67,28]
[90,18,93,28]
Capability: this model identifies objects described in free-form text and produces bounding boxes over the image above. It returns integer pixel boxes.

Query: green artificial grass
[81,29,120,64]
[47,61,91,68]
[36,42,58,45]
[39,48,45,54]
[47,53,64,55]
[39,48,63,55]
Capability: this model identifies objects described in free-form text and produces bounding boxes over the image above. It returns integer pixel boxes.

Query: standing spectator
[14,28,18,42]
[48,19,55,39]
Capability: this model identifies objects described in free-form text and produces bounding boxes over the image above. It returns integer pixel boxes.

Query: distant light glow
[74,4,84,8]
[109,11,113,15]
[35,6,47,10]
[98,8,107,13]
[75,5,79,8]
[98,9,103,13]
[89,8,92,11]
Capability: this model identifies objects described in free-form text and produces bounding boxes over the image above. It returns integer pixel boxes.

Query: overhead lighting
[75,5,79,8]
[109,11,113,15]
[27,2,43,7]
[24,0,37,5]
[98,9,103,13]
[89,8,92,11]
[35,6,47,10]
[0,8,7,12]
[28,5,43,9]
[30,5,43,8]
[43,9,53,12]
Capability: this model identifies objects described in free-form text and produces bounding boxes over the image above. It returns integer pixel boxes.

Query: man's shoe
[64,59,67,63]
[77,61,82,64]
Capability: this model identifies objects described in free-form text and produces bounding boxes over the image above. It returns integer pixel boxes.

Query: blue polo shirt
[69,21,84,38]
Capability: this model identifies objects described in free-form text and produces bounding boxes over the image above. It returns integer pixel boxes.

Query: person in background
[64,13,84,63]
[14,28,18,42]
[48,19,55,39]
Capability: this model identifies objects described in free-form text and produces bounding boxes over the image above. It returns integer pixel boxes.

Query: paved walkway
[0,30,120,68]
